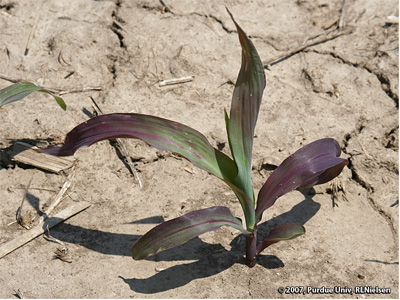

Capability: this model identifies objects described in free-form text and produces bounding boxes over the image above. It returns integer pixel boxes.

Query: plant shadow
[120,189,320,293]
[47,189,320,294]
[26,192,43,216]
[0,138,55,172]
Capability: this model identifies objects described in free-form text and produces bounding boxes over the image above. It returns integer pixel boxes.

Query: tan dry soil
[0,0,398,298]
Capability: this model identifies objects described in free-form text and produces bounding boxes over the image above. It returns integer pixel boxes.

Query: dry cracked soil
[0,0,398,298]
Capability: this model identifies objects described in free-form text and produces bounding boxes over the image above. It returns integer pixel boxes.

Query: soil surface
[0,0,398,298]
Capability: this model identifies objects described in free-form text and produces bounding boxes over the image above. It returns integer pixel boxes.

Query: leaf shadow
[26,192,43,216]
[119,189,320,293]
[365,259,399,265]
[47,189,320,294]
[255,189,320,245]
[0,138,54,171]
[48,222,139,257]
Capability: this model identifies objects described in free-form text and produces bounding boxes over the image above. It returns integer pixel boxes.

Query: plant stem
[246,225,257,268]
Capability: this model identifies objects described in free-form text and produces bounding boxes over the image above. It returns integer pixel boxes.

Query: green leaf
[223,178,255,231]
[0,82,66,110]
[256,223,305,255]
[224,109,257,229]
[132,206,249,260]
[226,9,266,201]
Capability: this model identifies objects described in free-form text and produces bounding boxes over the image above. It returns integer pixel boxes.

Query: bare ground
[0,0,398,298]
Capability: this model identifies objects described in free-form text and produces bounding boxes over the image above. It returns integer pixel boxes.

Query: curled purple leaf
[256,223,305,256]
[44,113,236,181]
[255,138,348,222]
[44,113,258,230]
[132,206,249,260]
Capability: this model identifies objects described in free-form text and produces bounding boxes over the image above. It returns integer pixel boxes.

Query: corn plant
[43,10,348,267]
[0,82,66,110]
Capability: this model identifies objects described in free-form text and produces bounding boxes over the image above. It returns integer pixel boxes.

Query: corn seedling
[40,10,346,267]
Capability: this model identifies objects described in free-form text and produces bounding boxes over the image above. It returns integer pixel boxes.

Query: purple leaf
[255,138,348,222]
[43,113,256,229]
[132,206,249,260]
[0,82,66,110]
[256,223,305,255]
[226,9,266,200]
[44,113,236,181]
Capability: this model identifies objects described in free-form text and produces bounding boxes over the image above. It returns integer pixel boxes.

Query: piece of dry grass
[0,201,91,259]
[17,211,35,230]
[37,164,76,225]
[15,177,35,229]
[0,73,102,95]
[158,76,194,87]
[53,246,72,263]
[90,96,143,188]
[44,225,72,263]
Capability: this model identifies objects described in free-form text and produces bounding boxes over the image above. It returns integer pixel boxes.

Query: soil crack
[111,0,126,49]
[342,123,374,193]
[366,192,398,254]
[196,13,235,34]
[306,49,399,107]
[137,2,237,35]
[107,0,128,85]
[343,123,398,253]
